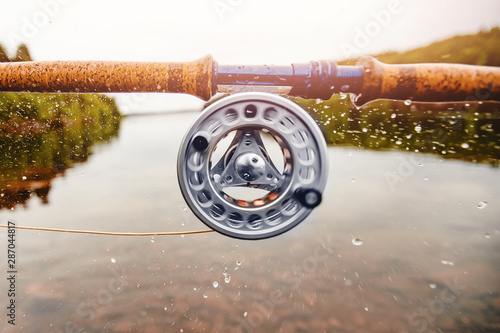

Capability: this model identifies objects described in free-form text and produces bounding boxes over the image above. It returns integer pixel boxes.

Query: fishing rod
[1,56,499,240]
[1,55,499,104]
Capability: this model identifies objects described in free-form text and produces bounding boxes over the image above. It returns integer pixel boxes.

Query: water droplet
[351,178,356,183]
[339,92,348,100]
[224,275,231,283]
[213,281,218,288]
[429,283,437,289]
[414,125,422,133]
[236,260,241,266]
[485,233,491,239]
[352,238,363,246]
[391,113,396,119]
[193,287,197,291]
[21,176,27,180]
[110,258,116,263]
[344,279,353,286]
[164,307,168,311]
[151,238,155,243]
[404,99,412,106]
[203,294,208,299]
[440,260,454,266]
[364,307,369,311]
[182,207,188,211]
[461,143,470,149]
[362,128,368,133]
[477,201,488,209]
[244,312,248,317]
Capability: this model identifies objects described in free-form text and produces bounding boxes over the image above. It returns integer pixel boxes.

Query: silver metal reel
[177,92,328,239]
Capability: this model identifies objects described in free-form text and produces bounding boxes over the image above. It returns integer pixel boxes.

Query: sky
[1,0,500,113]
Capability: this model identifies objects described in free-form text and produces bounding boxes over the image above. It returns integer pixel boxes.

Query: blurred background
[1,1,500,332]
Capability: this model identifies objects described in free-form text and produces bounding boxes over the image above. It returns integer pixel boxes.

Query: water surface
[1,111,499,333]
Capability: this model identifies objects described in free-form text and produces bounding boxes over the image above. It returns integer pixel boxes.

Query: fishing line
[0,225,214,236]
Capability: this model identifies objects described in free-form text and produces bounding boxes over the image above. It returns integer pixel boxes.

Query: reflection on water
[0,93,121,209]
[295,96,500,165]
[0,100,499,332]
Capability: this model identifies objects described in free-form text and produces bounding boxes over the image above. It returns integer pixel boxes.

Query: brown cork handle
[355,56,500,106]
[0,55,216,100]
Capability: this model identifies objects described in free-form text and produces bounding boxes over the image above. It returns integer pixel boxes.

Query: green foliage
[340,27,500,66]
[0,44,9,62]
[0,43,32,62]
[0,92,121,124]
[12,43,32,62]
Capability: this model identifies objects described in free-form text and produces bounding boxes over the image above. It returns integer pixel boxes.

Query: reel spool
[177,92,328,239]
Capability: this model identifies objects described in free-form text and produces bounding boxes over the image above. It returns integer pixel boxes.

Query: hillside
[340,27,500,66]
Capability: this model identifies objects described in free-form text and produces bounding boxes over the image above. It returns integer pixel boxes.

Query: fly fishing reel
[177,93,328,239]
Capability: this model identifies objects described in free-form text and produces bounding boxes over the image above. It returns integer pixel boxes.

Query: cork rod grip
[355,56,500,105]
[0,55,216,100]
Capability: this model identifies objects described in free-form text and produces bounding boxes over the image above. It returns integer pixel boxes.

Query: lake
[1,104,499,332]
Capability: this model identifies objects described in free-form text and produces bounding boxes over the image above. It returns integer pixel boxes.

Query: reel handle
[0,55,216,100]
[355,56,500,105]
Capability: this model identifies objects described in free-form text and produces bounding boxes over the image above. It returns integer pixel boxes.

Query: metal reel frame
[177,92,328,239]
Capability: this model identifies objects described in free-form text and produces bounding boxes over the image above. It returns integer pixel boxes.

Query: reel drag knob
[177,92,328,239]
